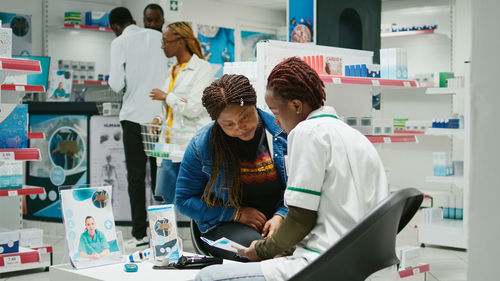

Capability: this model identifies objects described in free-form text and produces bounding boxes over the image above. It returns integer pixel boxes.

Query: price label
[15,86,25,91]
[332,77,342,84]
[4,255,21,266]
[403,81,411,88]
[74,24,81,29]
[8,190,18,196]
[99,27,105,31]
[412,268,420,275]
[37,248,47,254]
[77,80,83,84]
[0,152,15,161]
[371,79,380,86]
[0,60,3,70]
[383,137,391,143]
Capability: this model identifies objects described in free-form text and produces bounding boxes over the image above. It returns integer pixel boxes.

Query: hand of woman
[149,88,167,101]
[237,207,267,232]
[261,214,284,238]
[237,240,261,262]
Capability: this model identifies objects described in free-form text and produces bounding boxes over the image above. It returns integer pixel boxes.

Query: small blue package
[0,104,28,149]
[85,11,110,27]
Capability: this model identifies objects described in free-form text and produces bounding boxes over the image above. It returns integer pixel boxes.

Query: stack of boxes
[380,48,408,79]
[345,117,393,136]
[63,11,110,27]
[344,64,381,78]
[443,195,464,220]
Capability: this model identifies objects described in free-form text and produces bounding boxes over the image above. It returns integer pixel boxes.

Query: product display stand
[0,57,53,273]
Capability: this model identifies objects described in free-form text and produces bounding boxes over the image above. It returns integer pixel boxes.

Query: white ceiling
[215,0,287,11]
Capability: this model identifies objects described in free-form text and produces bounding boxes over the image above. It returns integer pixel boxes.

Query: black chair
[290,187,423,281]
[190,219,210,256]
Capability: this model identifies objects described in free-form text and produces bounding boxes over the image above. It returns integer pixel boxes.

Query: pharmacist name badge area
[60,185,122,269]
[26,115,88,220]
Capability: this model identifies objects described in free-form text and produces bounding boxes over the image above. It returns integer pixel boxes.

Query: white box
[346,117,361,132]
[359,117,373,135]
[423,208,443,224]
[372,118,393,135]
[0,229,20,254]
[20,228,43,248]
[397,246,420,269]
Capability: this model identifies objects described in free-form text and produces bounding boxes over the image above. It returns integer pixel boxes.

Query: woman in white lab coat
[195,57,390,281]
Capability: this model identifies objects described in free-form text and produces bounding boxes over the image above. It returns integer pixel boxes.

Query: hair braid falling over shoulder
[201,74,257,208]
[267,57,326,109]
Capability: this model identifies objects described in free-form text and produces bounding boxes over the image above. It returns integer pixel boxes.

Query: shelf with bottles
[0,148,41,162]
[319,75,418,88]
[63,23,112,32]
[0,246,52,273]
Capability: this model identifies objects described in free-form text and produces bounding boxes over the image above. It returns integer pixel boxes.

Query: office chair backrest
[290,188,423,281]
[190,219,210,256]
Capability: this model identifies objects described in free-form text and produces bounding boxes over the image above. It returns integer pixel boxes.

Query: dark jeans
[203,222,263,261]
[121,120,157,239]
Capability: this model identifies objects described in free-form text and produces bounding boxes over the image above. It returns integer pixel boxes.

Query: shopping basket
[140,123,195,160]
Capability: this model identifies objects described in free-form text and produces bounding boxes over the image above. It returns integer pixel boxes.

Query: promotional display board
[0,12,32,56]
[89,116,131,222]
[198,24,235,67]
[240,30,276,61]
[26,115,88,220]
[288,0,315,43]
[60,185,123,269]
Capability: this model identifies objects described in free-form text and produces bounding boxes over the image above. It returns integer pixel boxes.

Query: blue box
[349,65,356,77]
[361,64,367,77]
[345,65,350,76]
[354,65,361,77]
[85,11,110,27]
[0,230,19,254]
[0,104,28,149]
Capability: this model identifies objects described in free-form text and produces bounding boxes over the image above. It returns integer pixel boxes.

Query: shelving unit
[0,246,52,273]
[381,29,435,38]
[320,75,418,88]
[425,128,464,139]
[0,56,52,273]
[63,23,112,32]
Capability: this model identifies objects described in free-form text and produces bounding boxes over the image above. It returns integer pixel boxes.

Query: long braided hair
[167,22,205,59]
[201,74,257,207]
[267,57,326,108]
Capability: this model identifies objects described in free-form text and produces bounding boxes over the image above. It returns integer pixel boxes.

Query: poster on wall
[0,12,32,56]
[25,115,88,220]
[60,185,123,269]
[47,70,73,102]
[240,30,276,61]
[89,116,131,222]
[197,24,234,76]
[288,0,314,43]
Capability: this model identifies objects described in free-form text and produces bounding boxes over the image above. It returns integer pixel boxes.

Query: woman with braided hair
[149,21,215,204]
[175,74,288,261]
[195,58,389,281]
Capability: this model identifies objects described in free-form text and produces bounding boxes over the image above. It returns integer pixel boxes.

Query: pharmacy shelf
[418,219,466,249]
[426,176,465,188]
[426,87,465,96]
[0,186,45,197]
[28,132,45,140]
[381,29,435,38]
[0,247,52,273]
[63,23,112,32]
[399,264,430,278]
[0,148,41,161]
[0,58,41,74]
[0,84,46,93]
[73,79,108,85]
[366,135,418,144]
[319,75,418,88]
[393,130,426,135]
[425,128,465,139]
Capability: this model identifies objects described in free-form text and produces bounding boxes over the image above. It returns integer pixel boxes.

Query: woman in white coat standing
[195,57,389,281]
[149,22,215,204]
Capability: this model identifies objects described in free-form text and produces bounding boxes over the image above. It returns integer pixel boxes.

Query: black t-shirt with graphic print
[233,118,285,220]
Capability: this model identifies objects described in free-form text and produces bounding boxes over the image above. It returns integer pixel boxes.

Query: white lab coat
[109,25,168,124]
[155,54,215,162]
[260,105,389,281]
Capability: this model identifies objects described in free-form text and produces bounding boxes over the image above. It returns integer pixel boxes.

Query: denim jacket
[175,108,288,233]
